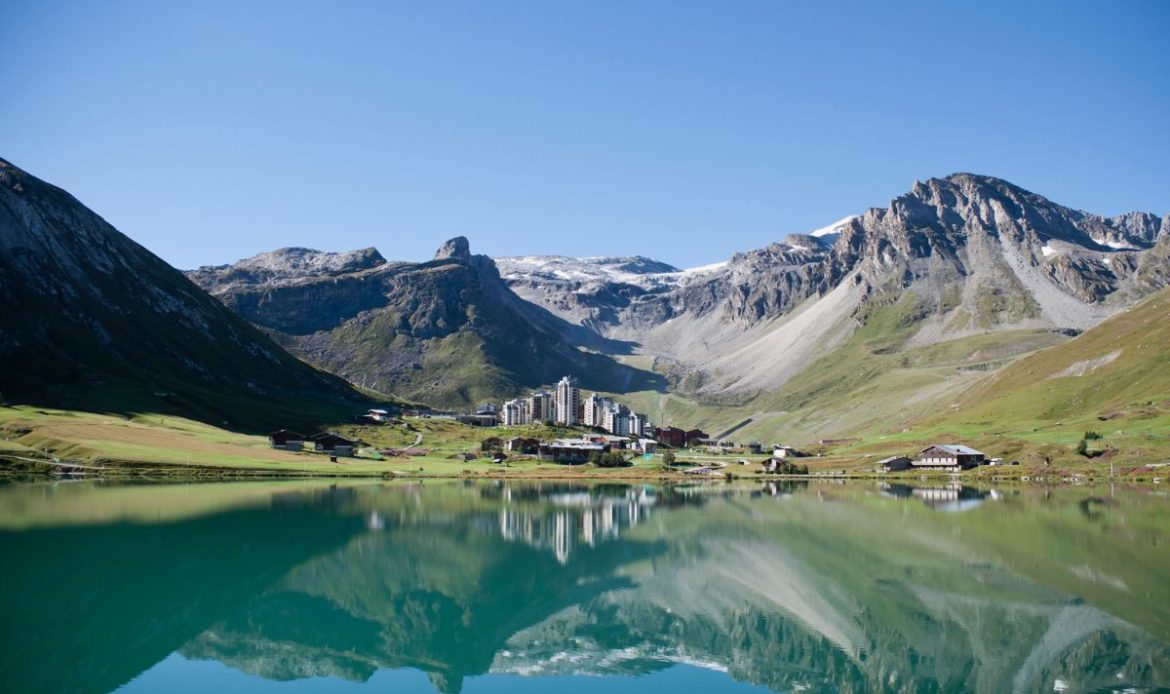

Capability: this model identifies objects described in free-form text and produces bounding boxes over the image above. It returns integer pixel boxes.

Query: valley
[2,156,1168,479]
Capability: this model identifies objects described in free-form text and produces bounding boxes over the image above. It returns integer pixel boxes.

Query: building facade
[529,391,555,423]
[502,398,531,426]
[555,376,581,426]
[583,393,612,428]
[914,445,986,469]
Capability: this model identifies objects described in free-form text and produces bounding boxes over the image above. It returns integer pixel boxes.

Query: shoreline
[2,456,1164,485]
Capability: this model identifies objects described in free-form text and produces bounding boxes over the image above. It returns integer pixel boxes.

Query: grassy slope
[902,286,1170,462]
[615,292,1067,442]
[811,287,1170,473]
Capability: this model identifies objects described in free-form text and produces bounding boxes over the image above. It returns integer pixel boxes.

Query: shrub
[1083,430,1102,440]
[590,451,631,468]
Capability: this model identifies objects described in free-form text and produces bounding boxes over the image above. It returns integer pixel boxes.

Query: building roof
[312,432,356,445]
[877,455,911,464]
[926,444,985,456]
[545,439,607,450]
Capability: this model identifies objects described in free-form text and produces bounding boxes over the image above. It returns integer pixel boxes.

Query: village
[266,375,999,475]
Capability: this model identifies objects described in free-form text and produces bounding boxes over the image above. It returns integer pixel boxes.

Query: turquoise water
[1,480,1167,693]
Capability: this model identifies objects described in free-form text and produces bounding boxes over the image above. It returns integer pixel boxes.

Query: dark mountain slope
[0,157,371,429]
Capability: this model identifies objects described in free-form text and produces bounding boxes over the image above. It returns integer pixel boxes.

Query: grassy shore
[2,404,1167,482]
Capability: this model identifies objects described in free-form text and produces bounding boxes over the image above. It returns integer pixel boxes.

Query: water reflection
[0,480,1167,693]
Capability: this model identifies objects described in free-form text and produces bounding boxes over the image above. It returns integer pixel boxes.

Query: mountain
[0,157,370,429]
[497,174,1168,440]
[503,174,1168,393]
[188,238,665,408]
[181,171,1165,438]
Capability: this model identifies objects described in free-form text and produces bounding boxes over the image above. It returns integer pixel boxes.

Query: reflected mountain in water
[1,481,1168,693]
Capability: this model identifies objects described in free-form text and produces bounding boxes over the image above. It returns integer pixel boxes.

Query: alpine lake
[1,479,1167,694]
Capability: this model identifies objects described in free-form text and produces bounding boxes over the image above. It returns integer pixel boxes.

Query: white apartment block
[583,393,614,428]
[555,376,581,425]
[502,398,531,426]
[602,403,631,436]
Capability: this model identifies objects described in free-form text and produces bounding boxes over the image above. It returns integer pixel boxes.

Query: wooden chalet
[914,445,986,470]
[268,430,307,451]
[505,437,540,454]
[312,432,357,457]
[876,455,912,473]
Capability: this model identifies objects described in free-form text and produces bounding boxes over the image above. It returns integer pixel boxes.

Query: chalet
[685,429,710,446]
[772,445,797,459]
[914,445,986,470]
[312,433,356,457]
[367,408,392,422]
[268,430,307,451]
[505,437,540,454]
[537,439,610,464]
[655,426,687,448]
[876,455,913,473]
[480,436,504,452]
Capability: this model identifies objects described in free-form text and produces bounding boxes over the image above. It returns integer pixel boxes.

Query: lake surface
[1,480,1167,693]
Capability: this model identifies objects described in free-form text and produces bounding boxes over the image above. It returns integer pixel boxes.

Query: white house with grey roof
[914,444,986,469]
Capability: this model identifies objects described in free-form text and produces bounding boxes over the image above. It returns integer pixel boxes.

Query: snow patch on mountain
[807,215,859,246]
[495,254,725,290]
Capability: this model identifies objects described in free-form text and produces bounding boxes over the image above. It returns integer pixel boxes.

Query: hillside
[0,157,372,430]
[935,286,1170,433]
[760,287,1170,471]
[189,238,665,408]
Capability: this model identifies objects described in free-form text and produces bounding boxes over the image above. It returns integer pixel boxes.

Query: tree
[590,451,630,468]
[661,451,676,469]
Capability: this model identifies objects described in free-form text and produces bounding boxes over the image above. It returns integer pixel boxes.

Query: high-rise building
[555,376,581,426]
[529,391,555,423]
[603,403,631,436]
[583,393,612,428]
[502,398,530,426]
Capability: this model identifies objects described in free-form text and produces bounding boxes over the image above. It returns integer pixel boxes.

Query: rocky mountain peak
[237,247,385,275]
[434,236,471,261]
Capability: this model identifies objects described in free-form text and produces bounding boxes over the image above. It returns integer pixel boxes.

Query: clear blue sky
[2,1,1167,269]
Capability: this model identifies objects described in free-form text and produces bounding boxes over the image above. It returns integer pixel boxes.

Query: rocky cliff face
[0,157,366,426]
[189,238,665,407]
[499,174,1168,398]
